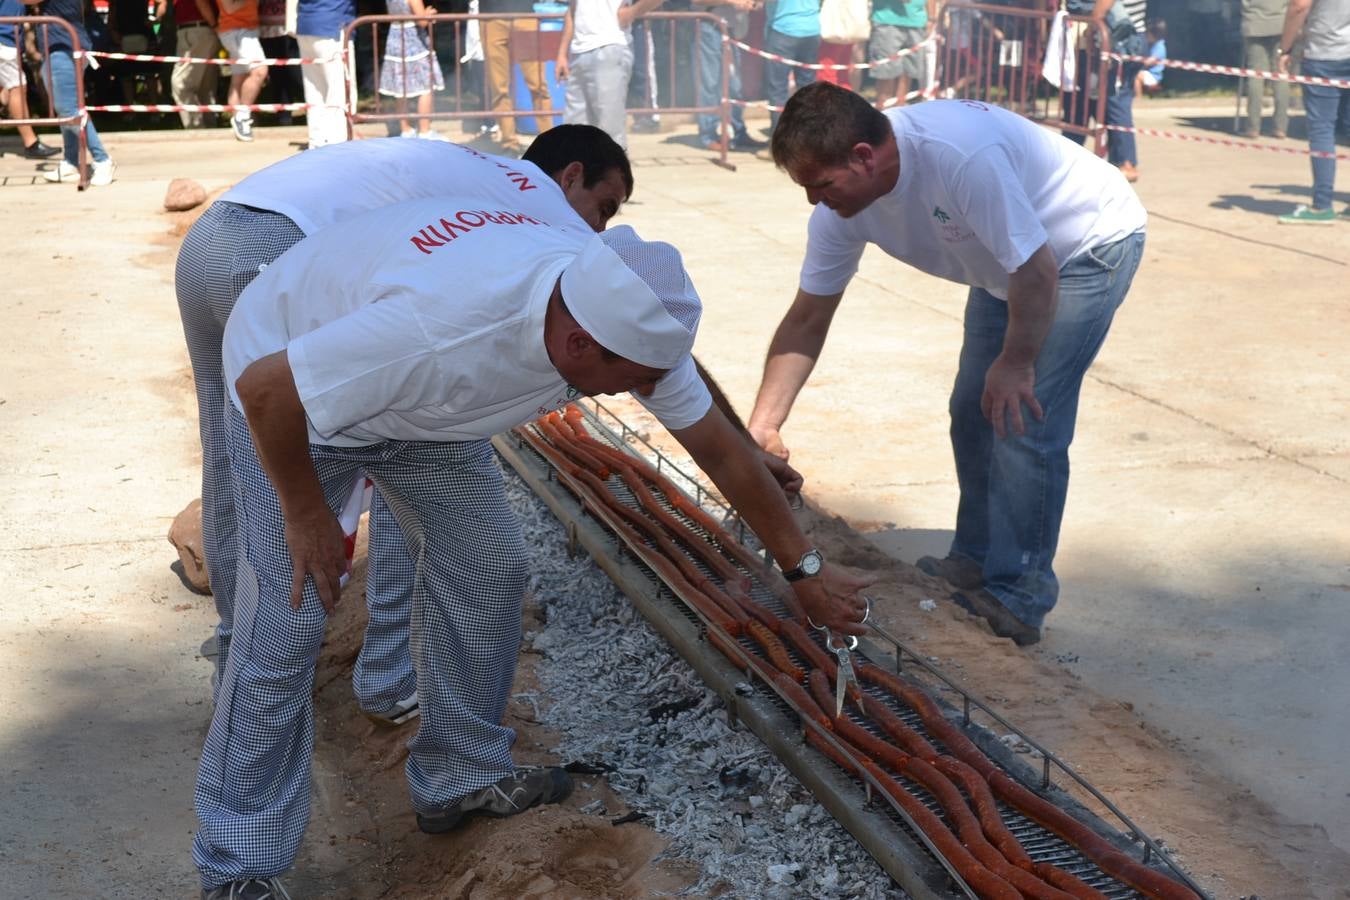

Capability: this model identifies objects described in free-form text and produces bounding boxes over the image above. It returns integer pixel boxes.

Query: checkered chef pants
[194,403,529,888]
[175,200,418,716]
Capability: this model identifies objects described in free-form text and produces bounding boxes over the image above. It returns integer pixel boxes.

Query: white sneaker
[400,128,417,138]
[417,130,449,141]
[43,160,79,183]
[89,158,116,186]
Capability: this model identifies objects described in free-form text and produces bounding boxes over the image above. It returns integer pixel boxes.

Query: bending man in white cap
[194,195,873,899]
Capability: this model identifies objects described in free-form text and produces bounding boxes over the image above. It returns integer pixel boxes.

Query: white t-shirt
[220,137,577,236]
[223,197,711,446]
[800,100,1148,302]
[568,0,628,54]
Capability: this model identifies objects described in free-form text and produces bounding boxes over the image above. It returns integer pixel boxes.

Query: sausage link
[746,618,804,681]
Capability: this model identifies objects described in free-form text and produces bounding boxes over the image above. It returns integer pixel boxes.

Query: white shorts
[1137,69,1159,88]
[0,43,20,91]
[219,28,267,76]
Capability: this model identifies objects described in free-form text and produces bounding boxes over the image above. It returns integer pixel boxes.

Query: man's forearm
[1000,246,1059,366]
[235,351,329,521]
[679,415,810,568]
[747,289,841,433]
[1280,0,1312,52]
[692,355,748,434]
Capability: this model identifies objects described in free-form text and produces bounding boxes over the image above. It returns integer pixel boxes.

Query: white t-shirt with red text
[220,137,576,236]
[222,197,710,446]
[800,100,1147,302]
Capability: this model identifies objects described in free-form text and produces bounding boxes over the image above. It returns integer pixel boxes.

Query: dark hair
[1146,17,1166,39]
[770,82,893,171]
[523,124,634,199]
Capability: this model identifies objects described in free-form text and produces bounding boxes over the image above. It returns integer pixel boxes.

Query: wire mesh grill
[507,413,1198,899]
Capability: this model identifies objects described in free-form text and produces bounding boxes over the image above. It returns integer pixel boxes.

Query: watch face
[802,550,823,576]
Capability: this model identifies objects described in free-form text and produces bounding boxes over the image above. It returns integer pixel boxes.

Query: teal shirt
[872,0,926,29]
[768,0,821,38]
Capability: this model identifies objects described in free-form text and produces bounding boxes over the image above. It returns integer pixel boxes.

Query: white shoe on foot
[89,158,116,186]
[43,160,79,183]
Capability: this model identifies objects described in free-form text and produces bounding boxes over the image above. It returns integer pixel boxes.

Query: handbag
[819,0,871,44]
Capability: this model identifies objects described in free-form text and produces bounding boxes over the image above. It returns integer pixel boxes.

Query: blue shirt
[0,0,21,47]
[1147,38,1165,80]
[768,0,820,38]
[34,0,89,53]
[297,0,356,39]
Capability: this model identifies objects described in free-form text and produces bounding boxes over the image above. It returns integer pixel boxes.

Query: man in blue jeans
[762,0,820,133]
[693,0,766,151]
[749,83,1148,645]
[1276,0,1350,224]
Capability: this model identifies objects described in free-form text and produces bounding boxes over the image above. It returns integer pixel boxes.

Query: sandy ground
[1,99,1348,898]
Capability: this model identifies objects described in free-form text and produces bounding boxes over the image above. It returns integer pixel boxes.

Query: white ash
[502,466,906,899]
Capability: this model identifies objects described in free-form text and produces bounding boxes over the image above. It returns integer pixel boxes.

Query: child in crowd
[217,0,269,141]
[378,0,446,138]
[1134,17,1166,96]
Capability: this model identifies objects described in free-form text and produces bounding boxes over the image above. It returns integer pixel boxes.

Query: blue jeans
[1106,62,1138,166]
[697,17,747,143]
[948,232,1145,629]
[764,29,819,130]
[42,50,109,165]
[1300,56,1350,210]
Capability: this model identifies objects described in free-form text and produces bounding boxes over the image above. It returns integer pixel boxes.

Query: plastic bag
[819,0,871,45]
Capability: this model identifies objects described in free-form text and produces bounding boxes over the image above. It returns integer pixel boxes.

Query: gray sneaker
[202,876,291,900]
[231,114,254,142]
[916,554,985,590]
[416,765,573,834]
[951,589,1041,646]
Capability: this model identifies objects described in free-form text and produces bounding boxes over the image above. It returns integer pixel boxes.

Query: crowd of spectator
[1,0,1344,211]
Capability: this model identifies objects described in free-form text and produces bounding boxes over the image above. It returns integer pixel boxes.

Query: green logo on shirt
[933,206,951,223]
[565,385,580,400]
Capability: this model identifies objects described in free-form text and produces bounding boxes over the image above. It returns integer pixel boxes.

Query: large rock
[168,497,212,594]
[164,178,207,212]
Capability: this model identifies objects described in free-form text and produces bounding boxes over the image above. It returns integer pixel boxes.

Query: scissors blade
[833,645,849,718]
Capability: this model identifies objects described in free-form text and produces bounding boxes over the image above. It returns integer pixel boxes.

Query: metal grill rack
[494,400,1209,900]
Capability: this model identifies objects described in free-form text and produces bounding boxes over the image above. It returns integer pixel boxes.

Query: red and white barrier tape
[1104,123,1350,161]
[83,101,323,113]
[78,49,333,67]
[1106,52,1350,90]
[727,34,936,72]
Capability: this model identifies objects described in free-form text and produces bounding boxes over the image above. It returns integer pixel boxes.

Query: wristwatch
[1278,46,1293,57]
[783,548,824,582]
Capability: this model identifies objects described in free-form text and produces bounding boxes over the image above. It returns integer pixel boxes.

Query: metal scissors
[812,597,871,718]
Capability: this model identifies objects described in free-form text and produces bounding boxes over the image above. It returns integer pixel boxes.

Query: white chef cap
[559,225,702,370]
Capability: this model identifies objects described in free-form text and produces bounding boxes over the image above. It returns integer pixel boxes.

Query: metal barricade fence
[341,10,735,168]
[0,16,88,188]
[935,2,1111,156]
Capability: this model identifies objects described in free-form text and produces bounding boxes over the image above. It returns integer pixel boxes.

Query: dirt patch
[287,536,701,899]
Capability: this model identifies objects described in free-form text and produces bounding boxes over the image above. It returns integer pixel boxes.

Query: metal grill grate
[506,410,1202,900]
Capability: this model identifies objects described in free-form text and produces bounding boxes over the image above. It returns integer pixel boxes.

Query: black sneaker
[951,589,1041,646]
[22,140,60,159]
[916,554,984,590]
[202,876,291,900]
[416,765,573,834]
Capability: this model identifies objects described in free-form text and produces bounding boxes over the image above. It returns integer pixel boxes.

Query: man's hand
[749,422,790,461]
[759,447,803,495]
[792,563,878,636]
[283,505,349,613]
[981,352,1042,439]
[555,53,570,79]
[1278,50,1292,74]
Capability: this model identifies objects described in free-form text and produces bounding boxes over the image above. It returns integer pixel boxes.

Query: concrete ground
[0,97,1346,896]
